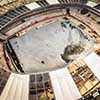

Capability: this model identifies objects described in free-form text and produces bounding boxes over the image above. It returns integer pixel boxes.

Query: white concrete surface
[21,75,29,100]
[0,73,14,100]
[49,68,82,100]
[5,75,18,100]
[0,74,29,100]
[84,52,100,79]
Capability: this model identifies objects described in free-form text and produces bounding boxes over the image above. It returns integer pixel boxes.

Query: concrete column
[84,52,100,79]
[0,73,15,100]
[49,68,81,100]
[0,73,29,100]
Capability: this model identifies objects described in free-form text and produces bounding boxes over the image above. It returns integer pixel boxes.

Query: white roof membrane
[46,0,59,5]
[25,2,40,10]
[87,1,97,7]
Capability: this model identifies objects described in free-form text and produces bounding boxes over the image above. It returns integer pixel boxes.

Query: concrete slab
[9,19,93,73]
